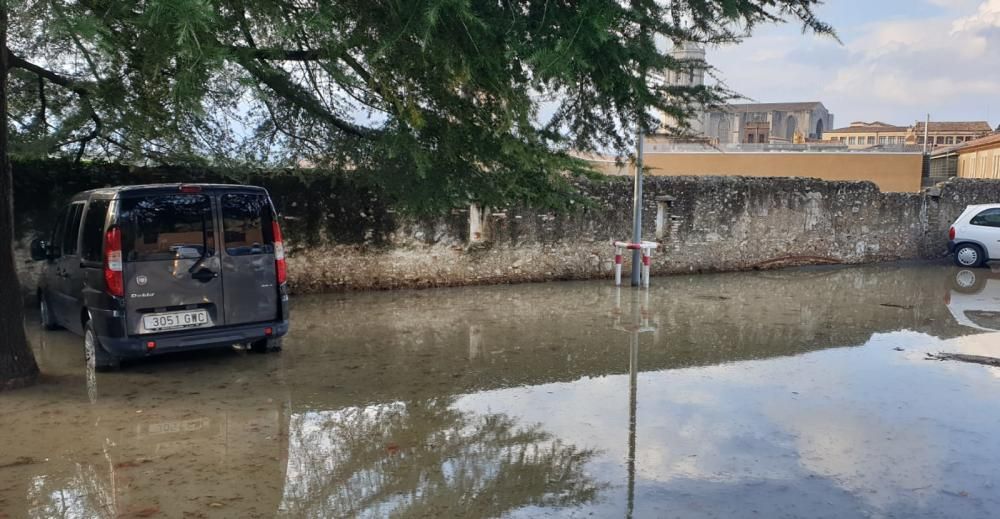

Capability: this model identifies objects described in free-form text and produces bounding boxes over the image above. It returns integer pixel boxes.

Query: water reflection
[947,268,1000,332]
[280,399,601,517]
[4,264,1000,517]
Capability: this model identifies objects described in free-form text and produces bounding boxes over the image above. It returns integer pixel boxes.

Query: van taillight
[104,226,124,297]
[272,220,287,285]
[949,227,956,240]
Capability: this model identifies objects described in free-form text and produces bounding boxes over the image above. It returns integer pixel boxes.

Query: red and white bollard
[641,247,652,288]
[614,245,624,286]
[613,241,659,288]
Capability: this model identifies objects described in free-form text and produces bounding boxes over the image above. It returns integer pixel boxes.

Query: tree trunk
[0,0,40,390]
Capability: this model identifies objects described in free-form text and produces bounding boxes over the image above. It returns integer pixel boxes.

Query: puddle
[2,263,1000,517]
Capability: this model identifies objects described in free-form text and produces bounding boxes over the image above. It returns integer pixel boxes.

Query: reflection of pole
[610,286,654,519]
[626,331,638,518]
[625,291,640,519]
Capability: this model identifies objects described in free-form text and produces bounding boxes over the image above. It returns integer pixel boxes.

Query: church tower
[658,42,707,135]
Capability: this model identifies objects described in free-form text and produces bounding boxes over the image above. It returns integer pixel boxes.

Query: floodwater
[2,263,1000,518]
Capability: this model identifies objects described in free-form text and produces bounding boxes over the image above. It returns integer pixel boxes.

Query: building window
[917,137,924,144]
[879,136,888,144]
[867,136,875,145]
[936,136,945,144]
[848,136,856,145]
[747,134,755,143]
[888,136,897,144]
[946,136,954,144]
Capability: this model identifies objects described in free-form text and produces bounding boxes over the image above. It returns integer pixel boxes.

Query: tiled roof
[956,132,1000,152]
[913,121,992,133]
[930,132,1000,156]
[723,101,825,113]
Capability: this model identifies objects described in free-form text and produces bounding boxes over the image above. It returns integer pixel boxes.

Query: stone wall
[12,159,1000,294]
[286,176,1000,293]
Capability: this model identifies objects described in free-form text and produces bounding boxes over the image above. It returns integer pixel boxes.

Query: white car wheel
[955,245,983,268]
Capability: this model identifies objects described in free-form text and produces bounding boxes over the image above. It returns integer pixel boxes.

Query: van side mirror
[30,238,48,261]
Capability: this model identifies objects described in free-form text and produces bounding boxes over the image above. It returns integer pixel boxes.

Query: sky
[708,0,1000,130]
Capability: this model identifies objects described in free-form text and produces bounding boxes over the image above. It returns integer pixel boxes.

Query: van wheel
[250,337,282,353]
[954,244,985,268]
[84,320,120,372]
[39,294,59,330]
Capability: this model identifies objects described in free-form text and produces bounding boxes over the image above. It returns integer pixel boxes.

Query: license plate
[143,309,210,332]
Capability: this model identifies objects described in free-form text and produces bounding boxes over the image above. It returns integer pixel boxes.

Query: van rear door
[119,193,225,335]
[219,192,280,325]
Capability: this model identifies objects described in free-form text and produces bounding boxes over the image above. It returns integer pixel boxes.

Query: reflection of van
[31,184,290,369]
[947,269,1000,332]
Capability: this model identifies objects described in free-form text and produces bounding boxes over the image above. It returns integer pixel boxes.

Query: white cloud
[710,0,1000,127]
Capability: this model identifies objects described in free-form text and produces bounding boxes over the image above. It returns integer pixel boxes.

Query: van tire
[251,337,282,353]
[84,320,120,372]
[39,294,59,330]
[954,243,985,268]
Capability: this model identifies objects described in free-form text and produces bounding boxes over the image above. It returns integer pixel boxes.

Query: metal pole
[631,128,644,286]
[923,113,930,154]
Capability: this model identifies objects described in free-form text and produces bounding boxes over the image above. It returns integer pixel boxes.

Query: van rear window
[221,193,275,256]
[120,195,215,262]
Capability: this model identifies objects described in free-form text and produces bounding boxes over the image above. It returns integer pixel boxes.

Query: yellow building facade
[956,134,1000,179]
[638,151,924,192]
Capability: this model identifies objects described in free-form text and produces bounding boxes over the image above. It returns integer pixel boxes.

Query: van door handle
[191,268,218,283]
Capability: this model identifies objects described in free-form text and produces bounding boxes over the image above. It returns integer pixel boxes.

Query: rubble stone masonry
[12,161,1000,294]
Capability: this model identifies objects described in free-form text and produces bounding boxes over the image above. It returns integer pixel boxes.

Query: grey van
[31,184,290,370]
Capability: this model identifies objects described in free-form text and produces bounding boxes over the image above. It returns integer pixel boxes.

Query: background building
[654,44,833,145]
[708,102,834,144]
[659,100,835,145]
[928,132,1000,182]
[914,121,993,148]
[823,122,911,149]
[826,121,992,149]
[956,133,1000,179]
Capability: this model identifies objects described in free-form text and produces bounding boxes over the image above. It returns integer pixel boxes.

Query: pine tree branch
[227,47,377,139]
[6,48,102,158]
[6,48,93,95]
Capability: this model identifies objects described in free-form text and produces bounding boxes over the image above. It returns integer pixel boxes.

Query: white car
[949,203,1000,268]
